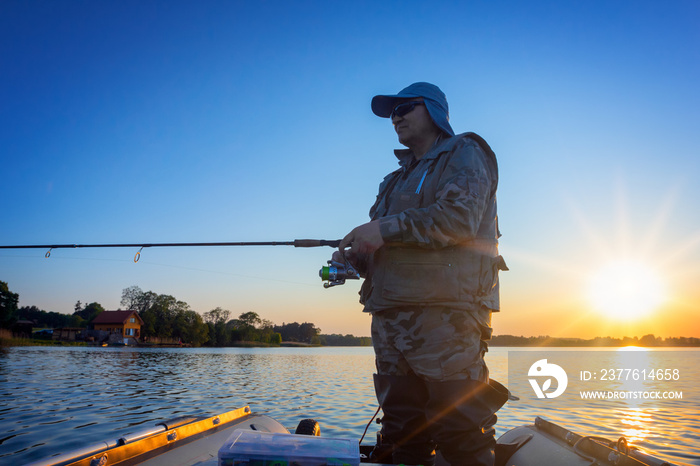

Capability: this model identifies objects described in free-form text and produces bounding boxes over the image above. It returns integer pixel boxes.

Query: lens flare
[586,260,666,320]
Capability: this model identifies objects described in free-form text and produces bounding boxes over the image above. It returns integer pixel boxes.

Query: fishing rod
[0,239,359,287]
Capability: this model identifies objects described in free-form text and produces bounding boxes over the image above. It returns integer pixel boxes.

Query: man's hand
[339,220,385,262]
[330,220,384,278]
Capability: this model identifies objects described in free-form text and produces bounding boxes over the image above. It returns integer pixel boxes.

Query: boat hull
[25,407,288,466]
[496,417,674,466]
[26,409,678,466]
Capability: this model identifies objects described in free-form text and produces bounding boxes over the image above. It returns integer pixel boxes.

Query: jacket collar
[393,133,452,168]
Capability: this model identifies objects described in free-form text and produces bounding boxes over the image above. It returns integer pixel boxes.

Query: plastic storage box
[218,429,360,466]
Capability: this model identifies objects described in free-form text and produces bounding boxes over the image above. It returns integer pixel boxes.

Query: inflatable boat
[24,406,679,466]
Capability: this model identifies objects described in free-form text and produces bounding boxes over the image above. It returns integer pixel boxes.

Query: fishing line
[0,252,319,288]
[132,259,319,288]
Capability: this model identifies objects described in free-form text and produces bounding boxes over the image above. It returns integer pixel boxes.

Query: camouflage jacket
[361,132,507,312]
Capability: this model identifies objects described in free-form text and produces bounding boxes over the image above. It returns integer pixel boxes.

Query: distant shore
[489,334,700,347]
[3,339,699,348]
[3,330,699,348]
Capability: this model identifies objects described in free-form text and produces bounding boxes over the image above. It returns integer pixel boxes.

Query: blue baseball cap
[371,82,455,136]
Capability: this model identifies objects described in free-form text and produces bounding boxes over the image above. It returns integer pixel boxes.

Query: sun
[586,260,667,320]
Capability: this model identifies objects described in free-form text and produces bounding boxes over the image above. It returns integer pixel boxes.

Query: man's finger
[339,231,354,251]
[331,250,345,263]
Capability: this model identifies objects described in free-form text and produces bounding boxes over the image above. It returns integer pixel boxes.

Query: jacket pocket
[387,190,423,216]
[380,252,461,303]
[478,255,508,296]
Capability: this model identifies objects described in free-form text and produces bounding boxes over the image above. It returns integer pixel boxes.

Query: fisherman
[334,82,509,466]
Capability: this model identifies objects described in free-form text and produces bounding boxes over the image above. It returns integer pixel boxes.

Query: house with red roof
[92,310,143,339]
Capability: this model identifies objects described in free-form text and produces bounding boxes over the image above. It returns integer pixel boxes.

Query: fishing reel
[319,260,359,288]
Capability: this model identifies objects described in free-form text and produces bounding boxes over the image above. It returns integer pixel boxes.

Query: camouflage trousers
[371,306,492,383]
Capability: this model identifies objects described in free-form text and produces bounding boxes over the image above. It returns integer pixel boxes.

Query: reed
[0,328,85,347]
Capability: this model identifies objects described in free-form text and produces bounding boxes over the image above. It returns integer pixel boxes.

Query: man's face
[391,99,437,147]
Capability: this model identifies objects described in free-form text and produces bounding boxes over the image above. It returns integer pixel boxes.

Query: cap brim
[371,95,411,118]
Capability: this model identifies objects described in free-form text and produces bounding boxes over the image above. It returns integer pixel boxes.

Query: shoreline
[2,338,700,349]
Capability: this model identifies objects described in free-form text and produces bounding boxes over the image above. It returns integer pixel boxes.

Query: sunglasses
[391,101,425,119]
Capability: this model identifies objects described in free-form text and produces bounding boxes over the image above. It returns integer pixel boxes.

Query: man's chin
[396,135,411,147]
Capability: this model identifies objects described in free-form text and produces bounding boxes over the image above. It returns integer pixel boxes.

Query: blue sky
[1,0,699,338]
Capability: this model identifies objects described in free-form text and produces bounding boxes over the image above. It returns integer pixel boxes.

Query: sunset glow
[586,260,667,321]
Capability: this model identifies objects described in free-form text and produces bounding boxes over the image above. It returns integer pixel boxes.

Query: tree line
[1,281,371,347]
[490,334,700,347]
[6,281,698,348]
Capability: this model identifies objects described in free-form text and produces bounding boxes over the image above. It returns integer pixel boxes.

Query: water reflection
[613,348,652,409]
[0,346,697,466]
[616,408,653,443]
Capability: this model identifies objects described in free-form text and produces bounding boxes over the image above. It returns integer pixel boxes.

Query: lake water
[1,346,698,465]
